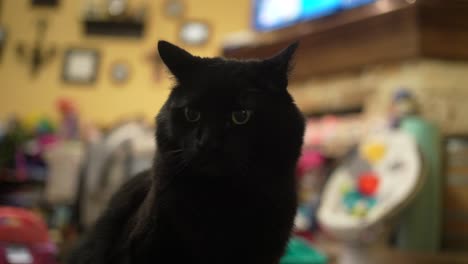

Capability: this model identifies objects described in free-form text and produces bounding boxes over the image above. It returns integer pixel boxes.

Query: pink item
[296,151,325,177]
[37,135,59,151]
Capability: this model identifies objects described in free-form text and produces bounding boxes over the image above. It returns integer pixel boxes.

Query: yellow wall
[0,0,250,125]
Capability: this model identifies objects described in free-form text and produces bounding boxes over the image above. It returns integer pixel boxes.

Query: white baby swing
[317,129,423,264]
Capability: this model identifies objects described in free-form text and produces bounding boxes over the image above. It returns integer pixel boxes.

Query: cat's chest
[164,178,292,224]
[147,172,297,262]
[156,168,296,227]
[174,183,260,211]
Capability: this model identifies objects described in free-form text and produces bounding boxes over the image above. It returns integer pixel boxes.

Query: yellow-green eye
[232,110,251,125]
[184,107,200,122]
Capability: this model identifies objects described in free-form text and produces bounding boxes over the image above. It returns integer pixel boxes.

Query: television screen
[253,0,376,31]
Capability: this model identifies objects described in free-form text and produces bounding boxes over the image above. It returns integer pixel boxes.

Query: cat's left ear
[260,42,299,90]
[158,40,199,80]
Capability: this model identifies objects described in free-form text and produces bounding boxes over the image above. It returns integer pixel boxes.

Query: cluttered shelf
[0,98,158,261]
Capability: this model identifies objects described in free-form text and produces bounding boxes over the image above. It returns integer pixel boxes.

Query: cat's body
[69,41,304,264]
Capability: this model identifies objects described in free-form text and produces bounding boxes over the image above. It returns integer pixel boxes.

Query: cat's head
[156,41,304,177]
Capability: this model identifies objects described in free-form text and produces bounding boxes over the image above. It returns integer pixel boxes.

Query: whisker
[164,149,183,156]
[166,149,183,154]
[162,149,184,160]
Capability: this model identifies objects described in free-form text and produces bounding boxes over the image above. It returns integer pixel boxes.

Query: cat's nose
[196,127,221,152]
[196,138,220,152]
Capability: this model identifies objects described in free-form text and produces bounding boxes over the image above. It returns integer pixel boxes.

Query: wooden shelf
[83,19,145,38]
[223,0,468,82]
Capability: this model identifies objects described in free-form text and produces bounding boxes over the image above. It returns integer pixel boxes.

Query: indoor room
[1,0,468,263]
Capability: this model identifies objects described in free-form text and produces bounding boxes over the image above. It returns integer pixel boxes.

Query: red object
[358,172,379,196]
[0,207,57,264]
[294,230,314,242]
[0,207,49,244]
[56,98,77,114]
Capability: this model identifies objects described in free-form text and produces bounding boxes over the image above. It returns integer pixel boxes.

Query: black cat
[68,40,305,264]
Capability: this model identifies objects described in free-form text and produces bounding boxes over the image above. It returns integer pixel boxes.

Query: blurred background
[0,0,468,263]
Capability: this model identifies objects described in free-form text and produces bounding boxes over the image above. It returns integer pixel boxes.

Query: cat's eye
[232,110,252,125]
[184,107,201,122]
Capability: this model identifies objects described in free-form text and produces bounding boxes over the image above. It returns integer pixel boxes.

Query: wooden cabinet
[443,137,468,251]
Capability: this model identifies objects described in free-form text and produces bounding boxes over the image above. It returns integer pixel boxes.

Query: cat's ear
[158,40,199,80]
[260,42,299,90]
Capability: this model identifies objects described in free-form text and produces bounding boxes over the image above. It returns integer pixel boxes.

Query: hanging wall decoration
[16,18,56,77]
[163,0,185,19]
[178,20,211,46]
[110,60,131,85]
[62,48,99,84]
[107,0,128,18]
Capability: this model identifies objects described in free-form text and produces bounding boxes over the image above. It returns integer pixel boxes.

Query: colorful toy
[56,98,80,140]
[357,172,379,197]
[22,113,43,133]
[36,117,55,135]
[359,142,386,165]
[342,188,377,217]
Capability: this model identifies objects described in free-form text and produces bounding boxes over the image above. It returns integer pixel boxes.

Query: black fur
[68,41,305,264]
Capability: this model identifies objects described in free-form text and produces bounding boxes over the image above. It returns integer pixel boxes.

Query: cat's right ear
[158,40,198,80]
[258,42,299,91]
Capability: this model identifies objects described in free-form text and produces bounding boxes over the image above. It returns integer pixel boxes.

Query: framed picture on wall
[62,48,100,84]
[163,0,185,19]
